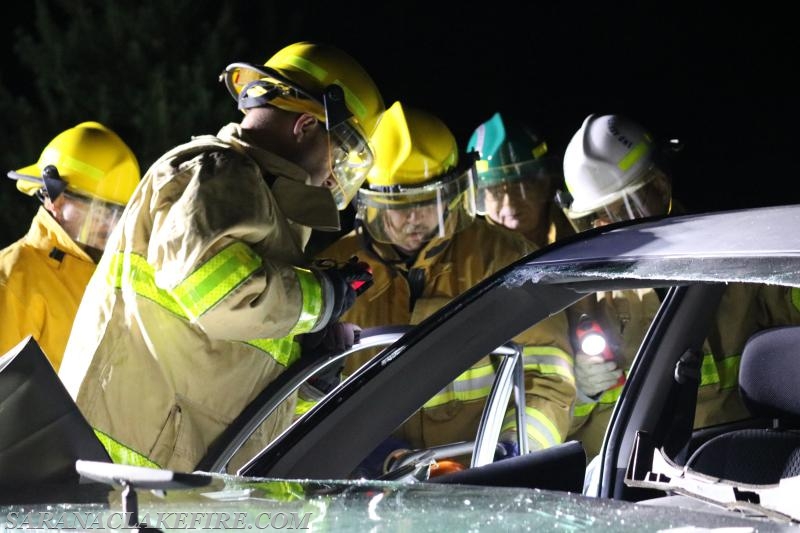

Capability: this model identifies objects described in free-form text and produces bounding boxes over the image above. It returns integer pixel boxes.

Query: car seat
[685,326,800,483]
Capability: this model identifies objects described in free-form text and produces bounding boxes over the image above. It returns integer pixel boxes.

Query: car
[2,203,800,531]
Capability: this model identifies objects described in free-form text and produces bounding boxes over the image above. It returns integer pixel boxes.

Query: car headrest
[739,326,800,423]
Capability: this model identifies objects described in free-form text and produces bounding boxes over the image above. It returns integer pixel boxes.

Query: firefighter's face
[382,204,439,254]
[481,178,549,234]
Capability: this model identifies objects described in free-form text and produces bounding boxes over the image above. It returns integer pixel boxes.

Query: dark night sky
[295,3,800,214]
[3,3,799,217]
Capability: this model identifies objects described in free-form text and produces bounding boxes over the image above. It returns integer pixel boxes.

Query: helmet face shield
[357,164,477,252]
[564,167,672,232]
[475,159,557,214]
[58,189,126,252]
[327,122,374,209]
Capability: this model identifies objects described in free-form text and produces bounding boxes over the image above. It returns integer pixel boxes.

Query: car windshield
[1,470,793,532]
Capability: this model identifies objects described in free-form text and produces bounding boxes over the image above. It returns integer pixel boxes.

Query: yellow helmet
[221,41,385,209]
[11,121,140,206]
[365,101,458,188]
[357,102,477,249]
[8,122,140,254]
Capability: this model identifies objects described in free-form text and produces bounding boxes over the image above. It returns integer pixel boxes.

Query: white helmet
[560,114,671,231]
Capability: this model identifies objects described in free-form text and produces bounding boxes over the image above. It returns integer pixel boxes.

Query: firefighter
[58,42,385,472]
[556,113,668,457]
[467,112,573,247]
[318,102,575,474]
[558,113,800,460]
[1,122,140,369]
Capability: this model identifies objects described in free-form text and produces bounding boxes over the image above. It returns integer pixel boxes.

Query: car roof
[505,203,800,290]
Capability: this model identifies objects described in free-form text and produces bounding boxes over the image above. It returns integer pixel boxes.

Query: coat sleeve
[145,150,327,341]
[499,310,576,451]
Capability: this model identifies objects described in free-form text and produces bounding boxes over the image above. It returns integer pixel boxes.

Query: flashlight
[575,314,626,387]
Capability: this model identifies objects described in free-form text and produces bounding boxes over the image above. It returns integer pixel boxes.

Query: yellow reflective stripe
[573,401,597,418]
[337,83,368,121]
[288,268,323,335]
[501,407,561,448]
[286,55,328,82]
[172,242,261,320]
[107,251,299,367]
[700,353,718,386]
[522,345,571,360]
[598,382,623,405]
[246,337,301,367]
[294,396,316,417]
[792,287,800,313]
[523,346,575,384]
[699,353,740,390]
[106,252,185,316]
[618,141,649,172]
[93,429,160,469]
[42,146,105,181]
[572,378,623,419]
[717,355,740,390]
[284,55,367,120]
[532,141,548,159]
[423,384,493,408]
[244,480,306,502]
[423,362,496,407]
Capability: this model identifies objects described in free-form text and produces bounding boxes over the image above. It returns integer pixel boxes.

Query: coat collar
[26,206,93,262]
[217,123,341,231]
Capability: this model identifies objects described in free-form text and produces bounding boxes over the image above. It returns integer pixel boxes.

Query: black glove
[298,322,361,358]
[316,257,373,323]
[297,323,361,402]
[299,360,345,401]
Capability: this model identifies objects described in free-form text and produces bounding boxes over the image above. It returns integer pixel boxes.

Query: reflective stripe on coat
[319,218,575,453]
[59,123,340,472]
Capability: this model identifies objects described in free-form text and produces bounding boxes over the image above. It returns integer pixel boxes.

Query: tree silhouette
[0,0,309,246]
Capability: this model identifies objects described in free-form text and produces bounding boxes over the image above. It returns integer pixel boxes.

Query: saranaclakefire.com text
[4,511,313,530]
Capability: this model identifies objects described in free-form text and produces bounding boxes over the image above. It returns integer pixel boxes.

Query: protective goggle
[357,157,477,246]
[560,167,672,232]
[221,63,374,209]
[475,158,558,214]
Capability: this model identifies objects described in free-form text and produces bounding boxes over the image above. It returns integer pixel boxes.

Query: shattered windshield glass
[1,476,794,531]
